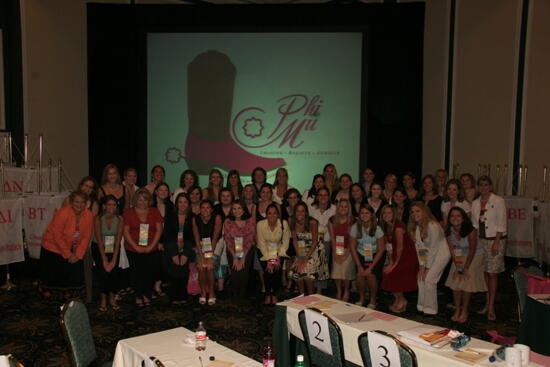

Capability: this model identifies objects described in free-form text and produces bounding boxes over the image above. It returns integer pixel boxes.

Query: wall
[18,0,550,197]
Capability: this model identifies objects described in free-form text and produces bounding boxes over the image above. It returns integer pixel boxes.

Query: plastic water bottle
[262,344,275,367]
[195,321,207,351]
[294,355,305,367]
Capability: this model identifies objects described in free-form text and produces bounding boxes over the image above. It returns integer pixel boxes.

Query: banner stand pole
[0,159,4,198]
[0,264,16,291]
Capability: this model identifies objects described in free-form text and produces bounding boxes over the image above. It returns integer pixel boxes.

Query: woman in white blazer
[408,201,451,315]
[471,175,507,321]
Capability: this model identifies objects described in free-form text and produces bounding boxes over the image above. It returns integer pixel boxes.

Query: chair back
[513,265,544,319]
[60,300,98,367]
[297,308,346,367]
[358,330,417,367]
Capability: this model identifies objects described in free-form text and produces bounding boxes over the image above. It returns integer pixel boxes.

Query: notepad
[333,312,372,324]
[371,311,398,322]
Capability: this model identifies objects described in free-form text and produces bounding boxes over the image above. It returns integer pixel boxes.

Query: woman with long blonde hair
[408,201,450,315]
[328,199,355,301]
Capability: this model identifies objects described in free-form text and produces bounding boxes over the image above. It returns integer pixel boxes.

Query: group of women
[39,163,507,322]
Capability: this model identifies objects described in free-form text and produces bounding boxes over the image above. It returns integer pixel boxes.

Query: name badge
[335,235,345,256]
[138,223,149,246]
[417,248,428,265]
[235,237,244,259]
[454,248,465,272]
[386,242,393,253]
[201,237,213,258]
[297,240,307,259]
[177,226,184,254]
[104,235,115,254]
[363,242,373,264]
[267,242,278,262]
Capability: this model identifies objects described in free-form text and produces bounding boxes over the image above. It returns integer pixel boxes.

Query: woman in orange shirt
[40,190,94,299]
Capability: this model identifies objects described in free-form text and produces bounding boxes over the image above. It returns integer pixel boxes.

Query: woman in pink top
[223,201,256,298]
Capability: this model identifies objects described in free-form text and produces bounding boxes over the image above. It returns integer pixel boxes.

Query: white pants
[417,250,450,315]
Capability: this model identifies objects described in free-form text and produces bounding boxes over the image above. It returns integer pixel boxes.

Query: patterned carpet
[0,259,523,367]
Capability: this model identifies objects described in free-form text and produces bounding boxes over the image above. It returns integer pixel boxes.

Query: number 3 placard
[304,309,333,355]
[367,331,401,367]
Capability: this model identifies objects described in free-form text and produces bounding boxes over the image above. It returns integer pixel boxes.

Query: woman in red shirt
[123,188,163,307]
[41,190,94,298]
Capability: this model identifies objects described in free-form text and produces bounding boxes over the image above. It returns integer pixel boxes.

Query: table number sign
[367,331,401,367]
[304,309,333,355]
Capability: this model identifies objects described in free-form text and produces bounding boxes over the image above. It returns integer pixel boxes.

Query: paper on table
[292,295,321,305]
[454,349,488,363]
[205,361,234,367]
[307,300,338,310]
[370,311,399,321]
[333,312,373,324]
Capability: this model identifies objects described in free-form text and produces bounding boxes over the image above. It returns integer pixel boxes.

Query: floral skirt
[288,240,329,281]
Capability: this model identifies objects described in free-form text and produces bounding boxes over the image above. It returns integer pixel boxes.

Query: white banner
[537,203,550,265]
[2,167,60,197]
[0,198,25,266]
[23,194,67,259]
[505,197,535,258]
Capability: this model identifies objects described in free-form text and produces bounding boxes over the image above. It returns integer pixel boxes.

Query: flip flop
[99,305,107,312]
[110,303,120,311]
[208,298,216,305]
[199,297,207,305]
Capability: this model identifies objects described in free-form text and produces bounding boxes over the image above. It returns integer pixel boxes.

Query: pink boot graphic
[165,50,285,175]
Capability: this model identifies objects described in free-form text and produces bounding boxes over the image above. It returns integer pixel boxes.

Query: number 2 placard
[367,331,401,367]
[304,309,333,355]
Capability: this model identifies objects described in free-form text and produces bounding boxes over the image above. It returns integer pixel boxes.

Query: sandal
[99,305,107,312]
[208,297,216,305]
[135,298,144,308]
[110,302,120,311]
[367,303,376,310]
[487,312,496,321]
[199,297,207,305]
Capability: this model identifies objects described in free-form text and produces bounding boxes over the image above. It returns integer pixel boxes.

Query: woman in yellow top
[256,203,291,305]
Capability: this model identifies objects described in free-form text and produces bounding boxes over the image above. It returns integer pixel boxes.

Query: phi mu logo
[231,94,323,149]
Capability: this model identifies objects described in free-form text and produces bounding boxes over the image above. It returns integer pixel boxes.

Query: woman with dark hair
[256,183,279,222]
[92,195,123,311]
[152,182,173,298]
[122,168,139,208]
[471,175,507,321]
[272,168,293,205]
[192,200,222,305]
[213,188,234,292]
[251,167,267,196]
[441,179,471,227]
[408,201,450,315]
[188,185,203,216]
[224,201,256,298]
[445,207,486,323]
[349,203,386,308]
[380,205,418,313]
[392,187,411,224]
[289,202,327,295]
[402,172,419,201]
[63,176,100,217]
[349,183,367,218]
[367,182,388,218]
[332,173,353,203]
[145,165,165,194]
[226,169,243,201]
[303,174,325,209]
[323,163,338,195]
[460,173,477,203]
[257,203,291,304]
[163,193,195,305]
[41,190,94,299]
[281,188,301,290]
[123,188,164,307]
[98,164,127,214]
[203,169,224,204]
[171,169,199,202]
[361,168,375,194]
[420,174,443,222]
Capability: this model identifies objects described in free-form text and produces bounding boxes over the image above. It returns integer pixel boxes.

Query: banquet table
[112,327,262,367]
[518,294,550,356]
[274,295,544,367]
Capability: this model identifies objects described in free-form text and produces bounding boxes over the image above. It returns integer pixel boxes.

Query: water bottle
[262,343,275,367]
[294,355,305,367]
[195,321,207,351]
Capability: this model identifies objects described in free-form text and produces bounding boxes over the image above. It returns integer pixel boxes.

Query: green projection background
[147,33,362,192]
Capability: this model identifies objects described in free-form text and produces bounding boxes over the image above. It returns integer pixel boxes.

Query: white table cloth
[112,327,262,367]
[279,295,544,367]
